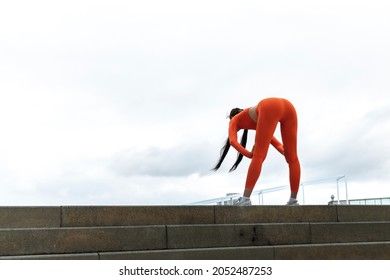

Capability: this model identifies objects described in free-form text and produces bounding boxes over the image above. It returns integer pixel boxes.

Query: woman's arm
[229,121,253,158]
[271,137,284,154]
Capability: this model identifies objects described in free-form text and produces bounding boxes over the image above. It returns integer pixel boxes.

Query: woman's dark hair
[212,108,248,172]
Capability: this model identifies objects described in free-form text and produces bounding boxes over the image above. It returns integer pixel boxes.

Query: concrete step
[1,205,389,228]
[0,222,389,256]
[0,207,60,228]
[1,241,389,260]
[1,205,389,260]
[167,222,390,249]
[102,241,390,260]
[0,226,166,256]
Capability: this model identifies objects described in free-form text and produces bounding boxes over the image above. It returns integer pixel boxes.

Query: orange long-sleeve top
[229,108,284,158]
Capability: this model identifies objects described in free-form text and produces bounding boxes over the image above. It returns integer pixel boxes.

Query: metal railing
[189,175,348,205]
[331,197,390,205]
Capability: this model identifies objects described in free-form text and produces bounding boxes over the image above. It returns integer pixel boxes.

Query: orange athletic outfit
[229,97,301,193]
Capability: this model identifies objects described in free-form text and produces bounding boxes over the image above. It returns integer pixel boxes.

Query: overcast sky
[0,0,389,205]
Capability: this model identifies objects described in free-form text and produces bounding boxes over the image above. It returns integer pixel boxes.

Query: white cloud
[109,143,215,177]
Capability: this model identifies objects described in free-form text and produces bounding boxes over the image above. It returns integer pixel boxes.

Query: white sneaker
[286,198,299,206]
[233,197,252,206]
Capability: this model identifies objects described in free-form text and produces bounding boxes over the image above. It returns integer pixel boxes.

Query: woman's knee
[284,153,299,164]
[252,149,267,163]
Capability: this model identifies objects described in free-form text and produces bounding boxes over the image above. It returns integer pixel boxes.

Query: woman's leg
[244,105,280,196]
[280,104,301,199]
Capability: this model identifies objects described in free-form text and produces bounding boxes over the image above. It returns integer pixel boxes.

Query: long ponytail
[212,106,248,172]
[211,138,230,171]
[229,129,248,172]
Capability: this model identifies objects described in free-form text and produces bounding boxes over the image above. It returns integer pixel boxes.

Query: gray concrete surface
[0,226,166,256]
[0,205,389,259]
[215,206,337,223]
[167,223,310,249]
[0,207,60,228]
[61,206,215,227]
[274,241,390,260]
[337,205,390,222]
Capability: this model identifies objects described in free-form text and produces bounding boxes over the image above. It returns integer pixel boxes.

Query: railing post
[344,176,349,204]
[258,191,264,205]
[336,178,340,204]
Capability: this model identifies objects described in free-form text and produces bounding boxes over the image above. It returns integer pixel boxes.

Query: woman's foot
[233,197,252,206]
[286,198,299,206]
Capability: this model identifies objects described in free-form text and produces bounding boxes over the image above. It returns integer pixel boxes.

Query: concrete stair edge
[1,205,390,228]
[0,222,389,256]
[1,241,389,260]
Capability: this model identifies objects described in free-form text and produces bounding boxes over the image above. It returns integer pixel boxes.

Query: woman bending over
[213,97,301,206]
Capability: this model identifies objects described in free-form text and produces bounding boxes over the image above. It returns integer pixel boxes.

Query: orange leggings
[246,98,301,193]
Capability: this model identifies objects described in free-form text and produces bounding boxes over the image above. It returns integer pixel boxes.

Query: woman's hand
[279,145,285,155]
[249,145,255,158]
